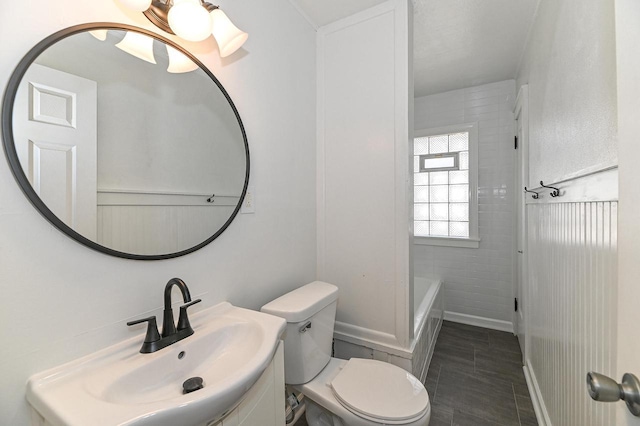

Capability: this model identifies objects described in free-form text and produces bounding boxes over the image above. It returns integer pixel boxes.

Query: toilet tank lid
[261,281,338,323]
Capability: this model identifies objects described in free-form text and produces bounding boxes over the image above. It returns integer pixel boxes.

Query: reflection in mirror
[3,25,248,259]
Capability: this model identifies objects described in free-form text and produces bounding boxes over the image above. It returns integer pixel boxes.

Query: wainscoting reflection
[97,189,239,254]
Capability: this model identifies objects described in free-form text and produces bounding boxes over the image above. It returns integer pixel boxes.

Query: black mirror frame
[1,23,250,260]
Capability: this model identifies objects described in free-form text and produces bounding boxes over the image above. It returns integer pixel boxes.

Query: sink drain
[183,376,204,394]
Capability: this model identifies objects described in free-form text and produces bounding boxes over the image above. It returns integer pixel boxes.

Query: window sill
[413,236,481,249]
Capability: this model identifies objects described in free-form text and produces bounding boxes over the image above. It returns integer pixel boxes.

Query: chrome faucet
[127,278,201,353]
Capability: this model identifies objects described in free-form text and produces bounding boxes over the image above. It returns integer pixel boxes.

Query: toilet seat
[329,358,430,424]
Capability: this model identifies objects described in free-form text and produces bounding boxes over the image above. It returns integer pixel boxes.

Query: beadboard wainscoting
[525,170,618,425]
[97,190,239,254]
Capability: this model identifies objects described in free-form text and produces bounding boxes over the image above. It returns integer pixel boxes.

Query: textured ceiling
[291,0,539,98]
[413,0,539,97]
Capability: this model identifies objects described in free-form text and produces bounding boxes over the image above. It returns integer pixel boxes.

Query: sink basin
[26,302,286,426]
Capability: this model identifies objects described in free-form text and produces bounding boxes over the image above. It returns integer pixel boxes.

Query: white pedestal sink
[26,302,286,426]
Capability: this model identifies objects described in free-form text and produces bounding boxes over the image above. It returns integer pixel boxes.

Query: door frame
[514,84,529,362]
[615,0,640,423]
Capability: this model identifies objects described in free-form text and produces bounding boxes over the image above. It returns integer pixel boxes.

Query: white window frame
[413,122,480,249]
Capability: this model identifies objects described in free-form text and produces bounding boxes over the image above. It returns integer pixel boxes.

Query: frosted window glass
[449,222,469,237]
[414,221,430,237]
[414,172,429,185]
[415,186,429,202]
[414,204,429,220]
[429,171,448,185]
[459,151,469,170]
[430,185,449,203]
[449,203,469,221]
[430,221,449,236]
[429,135,448,153]
[422,156,456,170]
[449,170,468,184]
[412,128,475,240]
[414,137,429,155]
[449,185,469,202]
[430,204,448,221]
[449,132,468,152]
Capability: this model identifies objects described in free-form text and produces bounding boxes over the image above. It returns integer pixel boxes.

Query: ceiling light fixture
[166,44,199,73]
[118,0,248,57]
[115,31,157,64]
[89,29,108,41]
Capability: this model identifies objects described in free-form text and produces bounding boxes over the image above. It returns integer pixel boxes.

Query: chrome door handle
[587,372,640,416]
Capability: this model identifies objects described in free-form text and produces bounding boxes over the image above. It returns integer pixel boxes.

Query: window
[413,123,479,248]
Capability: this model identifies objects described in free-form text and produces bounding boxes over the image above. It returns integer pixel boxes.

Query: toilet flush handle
[299,321,312,333]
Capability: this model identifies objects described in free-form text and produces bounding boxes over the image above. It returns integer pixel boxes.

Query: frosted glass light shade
[115,32,157,64]
[168,0,212,42]
[89,30,108,41]
[210,9,248,57]
[166,45,199,73]
[118,0,152,12]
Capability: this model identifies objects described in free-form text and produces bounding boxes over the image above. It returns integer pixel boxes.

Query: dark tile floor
[427,321,538,426]
[295,321,538,426]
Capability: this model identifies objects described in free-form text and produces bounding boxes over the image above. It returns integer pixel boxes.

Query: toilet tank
[261,281,338,385]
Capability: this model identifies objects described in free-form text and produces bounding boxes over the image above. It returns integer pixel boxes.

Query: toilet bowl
[261,281,430,426]
[296,358,430,426]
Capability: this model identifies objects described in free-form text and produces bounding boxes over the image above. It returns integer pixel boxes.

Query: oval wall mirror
[1,23,249,260]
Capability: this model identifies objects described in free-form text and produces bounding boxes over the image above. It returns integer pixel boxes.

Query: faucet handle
[127,316,161,345]
[177,299,202,332]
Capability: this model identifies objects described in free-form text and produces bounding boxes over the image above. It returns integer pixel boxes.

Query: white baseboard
[443,311,514,333]
[524,359,551,426]
[333,321,412,358]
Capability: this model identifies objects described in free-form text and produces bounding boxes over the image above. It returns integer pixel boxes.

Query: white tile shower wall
[414,80,516,325]
[527,201,617,425]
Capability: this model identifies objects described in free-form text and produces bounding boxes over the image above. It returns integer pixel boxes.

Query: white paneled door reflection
[13,63,97,239]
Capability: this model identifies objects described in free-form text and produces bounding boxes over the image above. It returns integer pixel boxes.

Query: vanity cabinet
[210,341,285,426]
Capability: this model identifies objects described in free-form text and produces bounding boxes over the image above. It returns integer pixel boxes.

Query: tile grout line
[473,347,477,373]
[433,364,441,401]
[438,323,527,426]
[513,382,523,426]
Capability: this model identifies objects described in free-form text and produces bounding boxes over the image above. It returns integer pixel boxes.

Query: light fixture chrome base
[142,0,219,37]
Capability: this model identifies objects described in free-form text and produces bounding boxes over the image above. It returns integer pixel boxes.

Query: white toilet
[261,281,431,426]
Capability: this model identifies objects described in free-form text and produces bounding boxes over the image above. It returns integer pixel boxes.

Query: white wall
[317,0,414,351]
[516,0,619,423]
[516,0,617,185]
[413,80,516,327]
[0,1,317,424]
